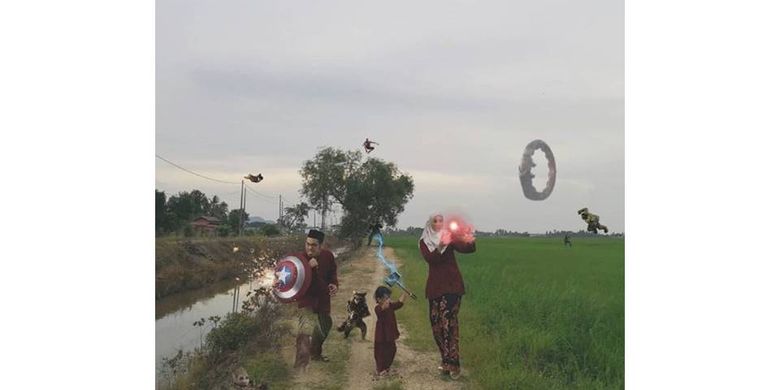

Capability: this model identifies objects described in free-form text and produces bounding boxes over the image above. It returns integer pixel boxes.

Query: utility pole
[242,185,247,236]
[238,180,245,236]
[278,195,282,223]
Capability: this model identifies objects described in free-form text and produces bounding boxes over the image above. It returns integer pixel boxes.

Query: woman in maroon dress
[419,213,476,379]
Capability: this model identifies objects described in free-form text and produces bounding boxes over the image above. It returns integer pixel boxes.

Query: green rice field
[386,235,624,389]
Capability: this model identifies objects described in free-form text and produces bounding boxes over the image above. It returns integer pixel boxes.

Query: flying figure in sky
[363,138,379,154]
[578,208,608,234]
[244,173,264,183]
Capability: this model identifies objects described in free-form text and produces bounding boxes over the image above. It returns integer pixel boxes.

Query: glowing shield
[272,255,312,303]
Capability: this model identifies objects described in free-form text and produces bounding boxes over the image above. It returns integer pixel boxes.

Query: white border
[2,1,780,388]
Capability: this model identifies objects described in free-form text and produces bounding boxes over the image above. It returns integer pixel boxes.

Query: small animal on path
[336,290,371,339]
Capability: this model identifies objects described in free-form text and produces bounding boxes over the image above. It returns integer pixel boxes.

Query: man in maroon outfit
[373,286,407,376]
[294,229,339,361]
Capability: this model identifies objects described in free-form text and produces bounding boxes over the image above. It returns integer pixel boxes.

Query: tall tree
[227,208,249,235]
[155,189,236,235]
[340,157,414,242]
[299,148,414,244]
[207,195,229,222]
[279,202,311,232]
[155,190,174,235]
[166,190,211,230]
[300,147,361,228]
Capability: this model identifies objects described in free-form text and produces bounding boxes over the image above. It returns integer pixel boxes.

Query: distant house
[191,216,221,236]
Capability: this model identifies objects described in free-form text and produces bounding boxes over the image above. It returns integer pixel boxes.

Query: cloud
[156,0,624,232]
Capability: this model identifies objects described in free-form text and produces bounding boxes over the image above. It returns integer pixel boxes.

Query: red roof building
[191,216,221,236]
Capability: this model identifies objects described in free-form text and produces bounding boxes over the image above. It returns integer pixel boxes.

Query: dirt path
[284,246,466,389]
[374,247,467,390]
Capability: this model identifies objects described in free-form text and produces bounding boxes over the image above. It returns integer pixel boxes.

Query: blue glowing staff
[374,234,417,299]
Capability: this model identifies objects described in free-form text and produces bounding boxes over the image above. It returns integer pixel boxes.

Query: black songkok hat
[307,229,325,244]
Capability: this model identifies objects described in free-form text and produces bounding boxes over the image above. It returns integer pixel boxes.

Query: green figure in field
[578,208,609,234]
[564,234,572,247]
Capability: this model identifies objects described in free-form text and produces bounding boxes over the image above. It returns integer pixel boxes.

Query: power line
[155,154,240,185]
[156,154,294,209]
[245,193,277,205]
[245,185,276,200]
[243,188,277,204]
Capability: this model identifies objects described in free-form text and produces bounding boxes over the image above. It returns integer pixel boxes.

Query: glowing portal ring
[272,255,312,303]
[518,139,557,201]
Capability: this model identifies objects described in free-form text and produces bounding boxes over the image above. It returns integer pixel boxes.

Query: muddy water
[155,277,257,375]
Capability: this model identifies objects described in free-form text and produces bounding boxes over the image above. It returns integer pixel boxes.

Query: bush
[261,224,280,236]
[205,312,257,358]
[204,299,287,361]
[217,225,231,237]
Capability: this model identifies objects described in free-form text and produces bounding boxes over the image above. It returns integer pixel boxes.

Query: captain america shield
[272,255,312,303]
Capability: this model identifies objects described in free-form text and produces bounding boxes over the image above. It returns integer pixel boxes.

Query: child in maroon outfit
[373,286,407,376]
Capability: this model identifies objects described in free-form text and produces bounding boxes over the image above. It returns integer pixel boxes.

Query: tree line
[155,189,253,237]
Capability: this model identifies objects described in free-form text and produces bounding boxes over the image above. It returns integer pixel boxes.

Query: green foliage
[208,195,228,221]
[388,235,624,389]
[227,208,249,235]
[279,202,311,231]
[163,298,292,389]
[261,224,280,236]
[167,190,209,229]
[299,148,414,244]
[300,147,362,213]
[340,157,413,242]
[244,352,291,387]
[155,189,230,236]
[204,312,257,358]
[217,224,231,237]
[182,224,194,237]
[206,300,288,358]
[372,380,403,390]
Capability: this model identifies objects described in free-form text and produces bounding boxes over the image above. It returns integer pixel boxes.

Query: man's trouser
[304,311,332,357]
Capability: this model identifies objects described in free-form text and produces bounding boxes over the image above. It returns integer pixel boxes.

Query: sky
[156,0,624,233]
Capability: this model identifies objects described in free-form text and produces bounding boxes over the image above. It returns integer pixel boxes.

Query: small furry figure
[233,367,268,390]
[232,367,257,388]
[294,333,312,371]
[336,290,370,339]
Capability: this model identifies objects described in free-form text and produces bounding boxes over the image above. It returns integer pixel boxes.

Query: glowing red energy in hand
[443,215,474,243]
